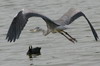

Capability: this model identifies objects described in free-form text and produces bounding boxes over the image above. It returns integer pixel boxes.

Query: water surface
[0,0,100,66]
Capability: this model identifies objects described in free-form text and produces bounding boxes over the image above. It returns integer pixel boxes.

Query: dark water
[0,0,100,66]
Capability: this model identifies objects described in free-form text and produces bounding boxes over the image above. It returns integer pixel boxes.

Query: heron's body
[6,8,99,43]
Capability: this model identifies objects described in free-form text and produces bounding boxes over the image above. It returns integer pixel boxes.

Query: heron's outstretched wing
[55,8,99,41]
[6,10,58,42]
[6,11,27,42]
[54,8,84,25]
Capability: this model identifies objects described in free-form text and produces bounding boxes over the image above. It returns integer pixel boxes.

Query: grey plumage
[6,8,99,43]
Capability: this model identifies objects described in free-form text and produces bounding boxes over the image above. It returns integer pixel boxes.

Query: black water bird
[27,46,41,58]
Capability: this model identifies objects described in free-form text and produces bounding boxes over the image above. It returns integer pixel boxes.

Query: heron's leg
[58,31,75,43]
[62,31,77,42]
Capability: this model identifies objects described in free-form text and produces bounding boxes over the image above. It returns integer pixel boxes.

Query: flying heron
[6,8,99,43]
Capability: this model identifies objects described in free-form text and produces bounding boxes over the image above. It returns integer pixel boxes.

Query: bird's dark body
[27,46,41,58]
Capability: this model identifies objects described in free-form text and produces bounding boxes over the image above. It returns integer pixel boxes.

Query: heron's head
[30,27,42,32]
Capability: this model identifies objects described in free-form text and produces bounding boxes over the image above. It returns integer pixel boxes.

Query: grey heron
[6,8,99,43]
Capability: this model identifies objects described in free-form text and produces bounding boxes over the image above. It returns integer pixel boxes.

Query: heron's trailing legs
[62,31,77,42]
[58,31,76,43]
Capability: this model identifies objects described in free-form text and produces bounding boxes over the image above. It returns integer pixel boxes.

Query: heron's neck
[40,29,50,36]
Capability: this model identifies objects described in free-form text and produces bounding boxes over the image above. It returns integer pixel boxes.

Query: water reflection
[29,58,34,66]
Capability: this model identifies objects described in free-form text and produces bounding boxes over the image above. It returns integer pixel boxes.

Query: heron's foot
[68,38,77,43]
[68,38,75,43]
[72,38,77,42]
